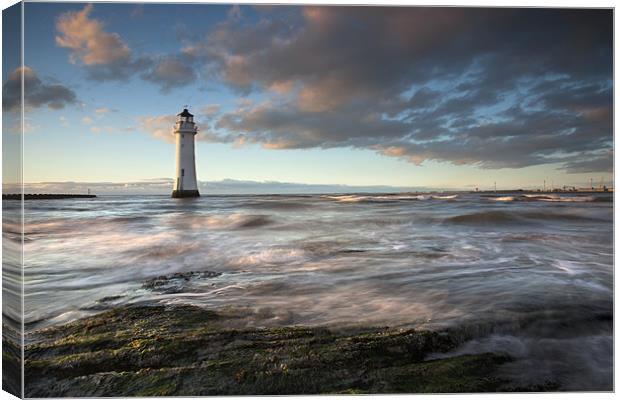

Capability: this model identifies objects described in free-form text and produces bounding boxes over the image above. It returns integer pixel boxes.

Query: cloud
[228,5,242,21]
[84,55,153,82]
[55,4,153,82]
[141,55,197,92]
[215,99,412,150]
[55,4,130,66]
[130,4,144,19]
[201,104,221,117]
[54,4,200,91]
[48,6,612,174]
[95,107,115,114]
[192,6,612,173]
[81,116,93,125]
[562,151,613,174]
[137,106,230,144]
[2,66,76,111]
[137,115,177,143]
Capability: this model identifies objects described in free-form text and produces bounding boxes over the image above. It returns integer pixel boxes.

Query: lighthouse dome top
[178,108,193,117]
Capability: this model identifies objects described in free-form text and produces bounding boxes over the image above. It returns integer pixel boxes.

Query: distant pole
[494,182,496,192]
[544,180,546,192]
[590,178,593,190]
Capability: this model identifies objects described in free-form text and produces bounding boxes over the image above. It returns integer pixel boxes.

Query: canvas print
[1,2,614,397]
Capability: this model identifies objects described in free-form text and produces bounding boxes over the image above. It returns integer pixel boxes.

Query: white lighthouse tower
[172,108,200,198]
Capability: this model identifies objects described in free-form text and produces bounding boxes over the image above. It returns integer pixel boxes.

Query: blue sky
[2,3,614,193]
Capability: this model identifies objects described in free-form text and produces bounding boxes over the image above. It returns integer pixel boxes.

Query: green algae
[25,304,516,397]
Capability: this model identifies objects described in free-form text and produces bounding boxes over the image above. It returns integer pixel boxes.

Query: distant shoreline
[2,194,97,200]
[1,190,612,199]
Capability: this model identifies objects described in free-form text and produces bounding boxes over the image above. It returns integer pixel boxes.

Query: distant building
[172,108,200,198]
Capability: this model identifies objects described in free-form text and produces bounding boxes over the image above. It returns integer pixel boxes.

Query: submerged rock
[25,304,517,396]
[142,271,222,294]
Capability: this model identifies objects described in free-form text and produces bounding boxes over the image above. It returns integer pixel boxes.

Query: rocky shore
[23,303,558,396]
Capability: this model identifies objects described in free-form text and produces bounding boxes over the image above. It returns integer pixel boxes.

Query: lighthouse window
[182,169,185,176]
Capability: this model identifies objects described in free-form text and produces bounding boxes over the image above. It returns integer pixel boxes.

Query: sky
[2,3,614,194]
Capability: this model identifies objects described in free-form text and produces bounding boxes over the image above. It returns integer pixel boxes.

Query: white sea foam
[231,248,308,266]
[488,194,598,202]
[538,196,596,202]
[487,196,515,201]
[326,194,456,202]
[524,194,597,202]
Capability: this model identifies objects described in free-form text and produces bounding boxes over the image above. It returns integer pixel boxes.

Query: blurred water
[5,192,613,390]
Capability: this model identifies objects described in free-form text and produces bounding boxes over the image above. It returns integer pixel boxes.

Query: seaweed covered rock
[25,304,512,397]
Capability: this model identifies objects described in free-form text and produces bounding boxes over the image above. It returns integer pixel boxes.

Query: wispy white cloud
[137,114,176,143]
[95,107,115,114]
[201,104,221,117]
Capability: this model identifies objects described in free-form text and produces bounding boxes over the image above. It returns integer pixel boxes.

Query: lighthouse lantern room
[172,108,200,198]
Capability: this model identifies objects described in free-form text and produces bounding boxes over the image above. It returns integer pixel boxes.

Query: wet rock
[96,295,124,303]
[3,326,22,397]
[142,271,222,294]
[24,304,523,396]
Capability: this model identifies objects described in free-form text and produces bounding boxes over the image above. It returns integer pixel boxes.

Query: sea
[3,191,614,390]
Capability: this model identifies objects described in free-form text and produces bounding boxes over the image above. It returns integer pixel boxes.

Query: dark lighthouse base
[171,190,200,198]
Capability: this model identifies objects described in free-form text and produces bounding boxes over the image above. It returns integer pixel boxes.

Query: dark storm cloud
[196,6,612,173]
[2,66,77,111]
[562,151,613,174]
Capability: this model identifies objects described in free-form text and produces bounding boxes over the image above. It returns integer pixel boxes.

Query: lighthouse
[172,108,200,198]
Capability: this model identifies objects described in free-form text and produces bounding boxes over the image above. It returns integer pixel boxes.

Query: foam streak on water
[6,192,613,390]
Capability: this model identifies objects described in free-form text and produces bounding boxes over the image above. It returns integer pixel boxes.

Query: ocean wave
[325,194,457,203]
[446,210,602,225]
[523,194,598,202]
[487,194,605,203]
[431,194,458,200]
[231,247,308,266]
[487,196,516,202]
[169,213,273,230]
[446,211,521,224]
[425,306,612,391]
[243,200,314,210]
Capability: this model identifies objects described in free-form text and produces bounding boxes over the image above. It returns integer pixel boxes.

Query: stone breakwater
[24,304,558,397]
[3,194,97,200]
